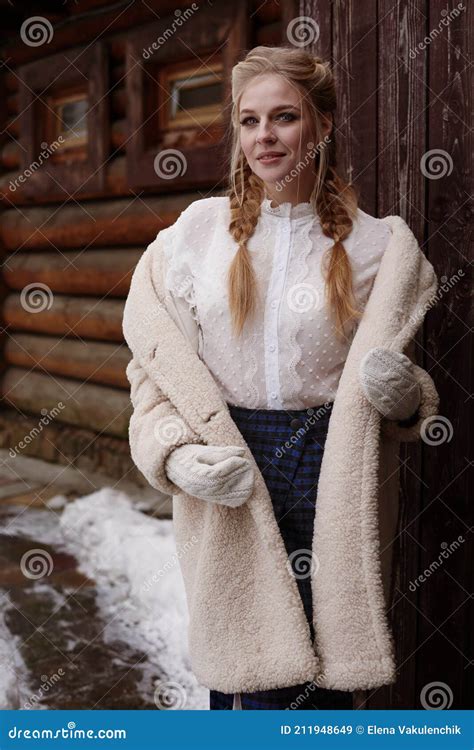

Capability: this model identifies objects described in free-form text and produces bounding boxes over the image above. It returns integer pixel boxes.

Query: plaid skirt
[209,401,353,711]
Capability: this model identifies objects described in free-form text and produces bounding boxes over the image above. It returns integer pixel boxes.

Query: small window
[161,62,223,130]
[45,89,89,154]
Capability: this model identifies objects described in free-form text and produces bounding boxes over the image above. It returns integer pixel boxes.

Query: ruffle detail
[162,226,200,324]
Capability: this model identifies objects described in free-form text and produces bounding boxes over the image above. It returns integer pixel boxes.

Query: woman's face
[238,73,331,200]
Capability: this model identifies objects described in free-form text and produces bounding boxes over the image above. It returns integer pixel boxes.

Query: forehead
[239,74,303,112]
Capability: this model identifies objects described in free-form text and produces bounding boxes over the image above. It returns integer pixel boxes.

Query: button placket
[264,218,292,408]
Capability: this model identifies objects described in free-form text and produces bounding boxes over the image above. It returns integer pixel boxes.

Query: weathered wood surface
[3,293,125,341]
[3,249,141,296]
[0,193,201,250]
[4,334,131,389]
[2,367,131,438]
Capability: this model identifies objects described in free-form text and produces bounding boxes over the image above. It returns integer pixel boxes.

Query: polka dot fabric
[160,196,392,410]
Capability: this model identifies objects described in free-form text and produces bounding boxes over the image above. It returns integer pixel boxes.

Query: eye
[239,112,297,126]
[240,116,257,126]
[277,112,297,122]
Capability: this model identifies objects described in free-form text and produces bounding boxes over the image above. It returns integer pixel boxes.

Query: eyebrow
[240,105,300,114]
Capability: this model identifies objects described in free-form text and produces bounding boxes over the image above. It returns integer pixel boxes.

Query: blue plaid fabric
[209,401,353,711]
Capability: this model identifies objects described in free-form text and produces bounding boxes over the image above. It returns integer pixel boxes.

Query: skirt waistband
[226,401,334,432]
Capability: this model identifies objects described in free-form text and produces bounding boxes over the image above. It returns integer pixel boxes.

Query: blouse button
[269,344,275,352]
[271,392,277,399]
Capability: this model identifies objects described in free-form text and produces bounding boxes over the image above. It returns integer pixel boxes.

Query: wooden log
[2,0,193,67]
[0,192,204,250]
[3,293,125,341]
[3,248,142,296]
[1,367,131,438]
[0,410,158,495]
[4,334,131,389]
[0,155,130,205]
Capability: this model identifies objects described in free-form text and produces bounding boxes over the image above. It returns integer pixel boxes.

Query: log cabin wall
[0,0,297,486]
[0,0,471,711]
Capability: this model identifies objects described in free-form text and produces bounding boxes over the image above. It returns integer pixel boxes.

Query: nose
[256,118,276,143]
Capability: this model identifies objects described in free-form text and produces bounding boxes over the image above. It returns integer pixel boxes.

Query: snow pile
[0,594,33,709]
[59,487,208,709]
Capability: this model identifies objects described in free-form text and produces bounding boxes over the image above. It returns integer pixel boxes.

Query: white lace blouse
[156,195,392,410]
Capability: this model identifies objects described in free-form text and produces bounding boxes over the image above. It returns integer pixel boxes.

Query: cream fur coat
[122,207,440,694]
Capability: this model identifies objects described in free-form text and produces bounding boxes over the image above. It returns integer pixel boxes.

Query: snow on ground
[0,488,209,709]
[0,593,34,709]
[59,487,208,709]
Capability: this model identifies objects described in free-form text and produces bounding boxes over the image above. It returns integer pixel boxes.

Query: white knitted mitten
[359,347,421,421]
[165,443,255,508]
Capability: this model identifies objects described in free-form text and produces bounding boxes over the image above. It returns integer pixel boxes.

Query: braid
[227,159,264,337]
[316,165,363,342]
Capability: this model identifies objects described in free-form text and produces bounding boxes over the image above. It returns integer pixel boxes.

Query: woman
[122,46,440,710]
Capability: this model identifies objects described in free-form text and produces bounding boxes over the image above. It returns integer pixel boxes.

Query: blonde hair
[226,45,363,342]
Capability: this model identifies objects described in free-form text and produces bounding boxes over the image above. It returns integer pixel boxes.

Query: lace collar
[261,196,315,220]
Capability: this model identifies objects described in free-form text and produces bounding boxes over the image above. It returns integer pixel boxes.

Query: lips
[257,152,286,160]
